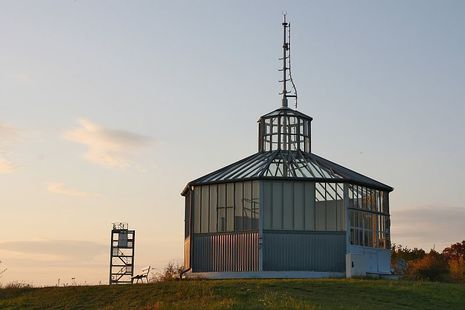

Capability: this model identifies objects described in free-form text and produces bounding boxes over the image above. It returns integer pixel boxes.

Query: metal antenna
[279,14,298,109]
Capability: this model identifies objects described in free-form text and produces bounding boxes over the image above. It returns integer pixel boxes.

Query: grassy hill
[1,278,465,309]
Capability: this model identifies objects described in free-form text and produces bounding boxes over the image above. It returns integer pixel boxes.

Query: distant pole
[279,14,298,109]
[281,14,289,108]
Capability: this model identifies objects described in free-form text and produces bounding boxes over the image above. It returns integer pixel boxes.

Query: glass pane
[243,181,252,230]
[194,188,201,233]
[234,182,243,231]
[201,186,209,233]
[226,183,235,231]
[209,185,217,233]
[251,181,260,230]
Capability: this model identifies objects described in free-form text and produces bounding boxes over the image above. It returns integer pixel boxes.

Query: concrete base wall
[346,245,391,277]
[186,271,345,279]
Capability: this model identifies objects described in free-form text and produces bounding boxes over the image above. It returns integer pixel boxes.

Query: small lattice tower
[109,222,135,284]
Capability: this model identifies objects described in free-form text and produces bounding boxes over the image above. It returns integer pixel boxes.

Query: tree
[406,250,449,281]
[391,244,426,274]
[0,260,6,279]
[443,241,465,282]
[442,241,465,261]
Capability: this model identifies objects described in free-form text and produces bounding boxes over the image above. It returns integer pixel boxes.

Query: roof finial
[279,14,298,109]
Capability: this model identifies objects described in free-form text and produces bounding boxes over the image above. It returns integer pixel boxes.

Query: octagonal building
[181,18,393,279]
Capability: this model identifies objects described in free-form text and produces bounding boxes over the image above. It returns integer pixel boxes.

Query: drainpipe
[180,186,195,280]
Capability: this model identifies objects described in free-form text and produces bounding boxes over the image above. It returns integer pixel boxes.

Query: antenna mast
[279,14,298,109]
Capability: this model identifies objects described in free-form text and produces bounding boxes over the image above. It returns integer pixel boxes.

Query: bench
[132,266,151,284]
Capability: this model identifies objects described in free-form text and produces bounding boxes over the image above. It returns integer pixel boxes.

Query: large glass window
[217,184,227,232]
[315,183,345,231]
[348,185,390,249]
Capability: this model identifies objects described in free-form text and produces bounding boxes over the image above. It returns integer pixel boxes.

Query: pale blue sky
[0,1,464,285]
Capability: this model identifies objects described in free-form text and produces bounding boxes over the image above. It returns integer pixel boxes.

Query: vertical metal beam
[132,230,136,283]
[258,180,264,271]
[281,15,289,108]
[190,188,194,270]
[109,230,114,285]
[344,184,350,255]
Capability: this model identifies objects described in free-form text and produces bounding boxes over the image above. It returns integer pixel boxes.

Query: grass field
[1,279,465,309]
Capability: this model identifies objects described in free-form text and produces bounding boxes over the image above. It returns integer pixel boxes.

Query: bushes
[150,262,184,282]
[1,282,33,289]
[392,240,465,283]
[391,244,426,274]
[405,250,449,281]
[448,257,465,282]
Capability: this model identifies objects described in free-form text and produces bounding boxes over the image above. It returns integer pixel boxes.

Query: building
[181,17,393,279]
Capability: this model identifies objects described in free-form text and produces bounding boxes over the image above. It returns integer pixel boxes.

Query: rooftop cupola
[258,14,313,153]
[258,108,312,152]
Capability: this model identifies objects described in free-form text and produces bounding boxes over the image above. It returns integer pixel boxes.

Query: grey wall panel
[192,232,259,272]
[263,231,346,272]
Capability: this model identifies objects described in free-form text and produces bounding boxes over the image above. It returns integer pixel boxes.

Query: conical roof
[187,150,393,192]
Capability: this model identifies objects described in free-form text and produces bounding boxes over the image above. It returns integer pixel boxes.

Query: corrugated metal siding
[263,231,346,272]
[184,238,190,269]
[192,232,259,272]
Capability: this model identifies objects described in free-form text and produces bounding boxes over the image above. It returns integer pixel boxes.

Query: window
[218,184,227,232]
[258,113,312,152]
[349,185,390,249]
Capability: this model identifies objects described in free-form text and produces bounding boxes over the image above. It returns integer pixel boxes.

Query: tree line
[391,240,465,282]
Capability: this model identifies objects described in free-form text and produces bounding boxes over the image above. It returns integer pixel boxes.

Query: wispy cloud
[64,119,150,168]
[0,158,16,173]
[47,182,93,197]
[392,206,465,250]
[0,240,107,261]
[0,123,19,173]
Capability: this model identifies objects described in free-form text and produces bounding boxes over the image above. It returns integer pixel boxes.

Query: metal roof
[186,150,393,192]
[259,107,313,121]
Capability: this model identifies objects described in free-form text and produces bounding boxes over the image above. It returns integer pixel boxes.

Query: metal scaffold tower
[109,222,135,285]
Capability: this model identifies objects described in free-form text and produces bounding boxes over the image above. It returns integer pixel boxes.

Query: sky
[0,0,464,286]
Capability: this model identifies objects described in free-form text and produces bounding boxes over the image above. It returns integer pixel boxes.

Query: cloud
[392,206,465,250]
[0,123,19,173]
[0,158,16,173]
[64,119,150,168]
[0,240,107,262]
[0,123,18,139]
[47,182,93,197]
